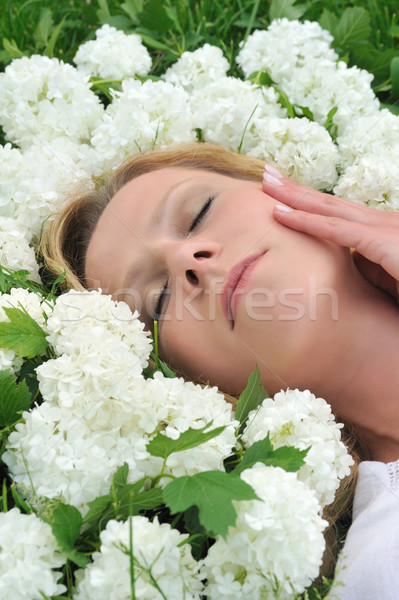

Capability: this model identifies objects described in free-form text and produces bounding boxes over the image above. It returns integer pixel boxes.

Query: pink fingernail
[275,204,293,213]
[263,172,284,186]
[264,164,283,179]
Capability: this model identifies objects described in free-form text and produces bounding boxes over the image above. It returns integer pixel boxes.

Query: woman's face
[85,167,353,395]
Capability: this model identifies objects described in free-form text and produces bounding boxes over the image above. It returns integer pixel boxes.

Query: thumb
[352,250,398,299]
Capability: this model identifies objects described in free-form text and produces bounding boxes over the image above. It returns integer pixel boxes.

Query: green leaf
[82,493,113,526]
[0,307,48,359]
[2,38,24,59]
[33,8,54,48]
[139,0,174,33]
[121,0,143,23]
[0,370,31,427]
[45,502,88,568]
[381,102,399,115]
[269,0,307,21]
[334,7,371,51]
[118,486,164,517]
[163,471,259,538]
[44,17,66,57]
[319,8,339,37]
[147,423,227,460]
[233,435,308,475]
[97,0,111,22]
[391,56,399,98]
[235,367,268,433]
[139,33,170,51]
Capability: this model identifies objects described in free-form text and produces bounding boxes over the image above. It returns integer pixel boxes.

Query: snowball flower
[202,464,327,599]
[74,24,151,80]
[45,289,152,368]
[163,43,229,92]
[247,116,339,190]
[191,76,286,152]
[237,19,338,79]
[0,217,41,282]
[0,508,66,600]
[334,151,399,210]
[0,287,51,374]
[0,142,92,242]
[90,78,196,173]
[0,55,104,148]
[74,517,204,599]
[242,389,354,506]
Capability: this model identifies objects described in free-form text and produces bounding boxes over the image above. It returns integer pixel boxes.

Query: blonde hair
[40,141,361,581]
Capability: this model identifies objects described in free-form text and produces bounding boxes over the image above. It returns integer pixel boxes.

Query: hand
[262,165,399,301]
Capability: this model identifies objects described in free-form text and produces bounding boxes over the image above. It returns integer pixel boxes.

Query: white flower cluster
[163,43,230,92]
[190,77,285,150]
[4,290,236,513]
[247,116,339,189]
[0,142,92,243]
[0,287,51,374]
[334,110,399,209]
[74,517,204,600]
[237,19,380,134]
[242,389,354,506]
[0,508,66,600]
[74,24,152,80]
[90,79,196,173]
[0,55,104,149]
[202,463,327,599]
[0,217,41,282]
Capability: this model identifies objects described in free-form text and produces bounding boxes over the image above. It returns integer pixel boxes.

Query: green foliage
[147,423,227,460]
[269,0,307,22]
[0,307,48,359]
[163,470,259,538]
[233,434,309,475]
[235,366,268,434]
[0,370,31,427]
[43,501,89,567]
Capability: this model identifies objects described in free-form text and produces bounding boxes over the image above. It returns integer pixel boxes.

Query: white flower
[0,142,92,243]
[0,217,41,282]
[163,44,229,92]
[337,109,399,168]
[74,517,204,600]
[237,19,338,80]
[0,287,51,374]
[45,289,152,368]
[237,20,379,135]
[0,508,66,600]
[0,55,104,148]
[202,463,327,599]
[334,151,399,210]
[242,389,353,506]
[247,116,339,190]
[191,77,286,152]
[73,24,151,80]
[90,79,196,173]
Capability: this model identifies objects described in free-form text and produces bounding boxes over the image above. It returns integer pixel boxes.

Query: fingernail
[263,172,284,186]
[264,164,283,179]
[274,204,293,213]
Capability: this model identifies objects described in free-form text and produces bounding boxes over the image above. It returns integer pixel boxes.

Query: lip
[221,252,266,328]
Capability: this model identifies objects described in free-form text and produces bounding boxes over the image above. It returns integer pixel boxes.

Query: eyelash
[153,196,215,320]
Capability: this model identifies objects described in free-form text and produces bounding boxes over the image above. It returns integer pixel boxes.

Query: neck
[316,271,399,463]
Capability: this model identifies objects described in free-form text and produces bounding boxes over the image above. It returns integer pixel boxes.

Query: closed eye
[188,196,215,233]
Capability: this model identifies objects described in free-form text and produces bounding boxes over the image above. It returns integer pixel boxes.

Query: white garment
[328,459,399,599]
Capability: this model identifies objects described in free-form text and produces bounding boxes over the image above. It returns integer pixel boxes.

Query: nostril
[194,250,211,259]
[186,269,199,284]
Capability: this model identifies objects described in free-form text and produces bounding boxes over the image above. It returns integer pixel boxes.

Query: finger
[272,205,399,283]
[262,167,390,226]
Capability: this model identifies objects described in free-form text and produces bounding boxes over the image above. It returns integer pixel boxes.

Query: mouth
[221,252,266,328]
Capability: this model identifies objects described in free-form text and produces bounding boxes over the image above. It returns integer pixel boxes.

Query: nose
[162,240,220,291]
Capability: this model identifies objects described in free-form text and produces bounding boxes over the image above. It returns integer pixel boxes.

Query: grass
[1,0,398,95]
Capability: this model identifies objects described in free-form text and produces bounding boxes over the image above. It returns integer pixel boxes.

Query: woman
[42,142,399,599]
